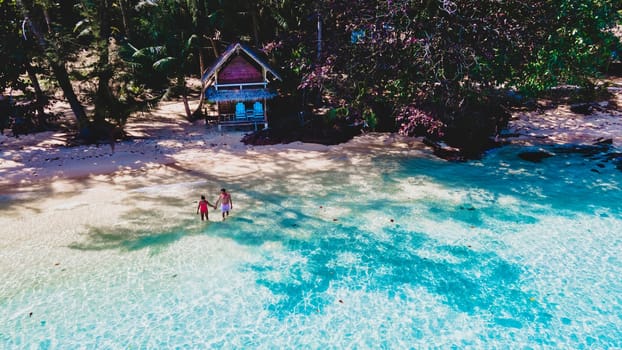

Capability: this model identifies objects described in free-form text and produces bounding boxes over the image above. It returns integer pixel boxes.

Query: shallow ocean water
[1,142,621,348]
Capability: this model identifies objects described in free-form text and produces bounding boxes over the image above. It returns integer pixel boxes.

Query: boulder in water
[518,150,554,162]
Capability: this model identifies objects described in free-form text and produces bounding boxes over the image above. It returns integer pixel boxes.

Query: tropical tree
[3,0,620,150]
[127,0,216,119]
[277,0,621,154]
[519,0,622,92]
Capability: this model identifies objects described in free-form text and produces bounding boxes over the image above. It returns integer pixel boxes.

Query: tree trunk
[316,12,322,62]
[178,76,192,120]
[42,7,52,33]
[118,0,133,41]
[199,46,205,77]
[24,61,47,125]
[249,3,260,47]
[51,61,88,128]
[193,47,206,117]
[194,38,220,117]
[209,38,219,58]
[183,95,192,119]
[94,0,114,126]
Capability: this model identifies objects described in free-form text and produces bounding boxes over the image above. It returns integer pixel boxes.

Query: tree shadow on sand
[67,207,203,254]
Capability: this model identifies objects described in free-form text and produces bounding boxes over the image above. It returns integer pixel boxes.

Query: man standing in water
[215,188,233,220]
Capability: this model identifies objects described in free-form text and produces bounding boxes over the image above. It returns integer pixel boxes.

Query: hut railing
[214,82,267,90]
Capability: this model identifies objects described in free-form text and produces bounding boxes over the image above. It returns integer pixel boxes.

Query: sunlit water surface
[1,143,621,348]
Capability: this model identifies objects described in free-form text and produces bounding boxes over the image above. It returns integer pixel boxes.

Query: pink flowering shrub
[396,105,445,138]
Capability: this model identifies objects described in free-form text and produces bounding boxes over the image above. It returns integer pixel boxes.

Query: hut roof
[201,43,282,85]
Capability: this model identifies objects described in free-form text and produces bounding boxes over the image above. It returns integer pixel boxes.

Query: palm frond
[135,0,159,10]
[132,46,167,60]
[152,56,176,72]
[76,28,92,38]
[273,13,288,30]
[184,34,200,52]
[73,19,90,33]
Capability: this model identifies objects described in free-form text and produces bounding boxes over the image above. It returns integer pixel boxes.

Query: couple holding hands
[197,188,232,221]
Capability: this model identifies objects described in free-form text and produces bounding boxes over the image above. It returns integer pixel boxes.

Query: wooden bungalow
[201,43,282,130]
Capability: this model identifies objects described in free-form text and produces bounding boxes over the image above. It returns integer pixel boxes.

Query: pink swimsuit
[199,201,208,213]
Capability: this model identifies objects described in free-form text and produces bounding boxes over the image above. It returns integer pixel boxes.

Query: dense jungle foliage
[1,0,621,154]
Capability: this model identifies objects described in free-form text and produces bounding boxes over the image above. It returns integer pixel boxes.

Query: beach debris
[593,138,613,146]
[569,102,594,115]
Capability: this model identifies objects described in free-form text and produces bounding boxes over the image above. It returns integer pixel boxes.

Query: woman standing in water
[197,195,216,221]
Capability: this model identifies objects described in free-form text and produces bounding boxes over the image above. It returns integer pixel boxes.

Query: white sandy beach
[1,101,429,189]
[0,83,620,224]
[507,92,622,146]
[2,81,622,190]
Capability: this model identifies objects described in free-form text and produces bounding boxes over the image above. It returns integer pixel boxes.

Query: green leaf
[152,57,176,72]
[184,34,200,53]
[132,46,167,60]
[76,28,92,38]
[73,19,90,34]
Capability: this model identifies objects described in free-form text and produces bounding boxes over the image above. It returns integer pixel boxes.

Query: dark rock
[423,138,466,161]
[518,150,554,162]
[553,144,609,157]
[609,154,622,171]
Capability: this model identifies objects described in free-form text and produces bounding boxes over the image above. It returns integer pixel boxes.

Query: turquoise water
[1,143,621,348]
